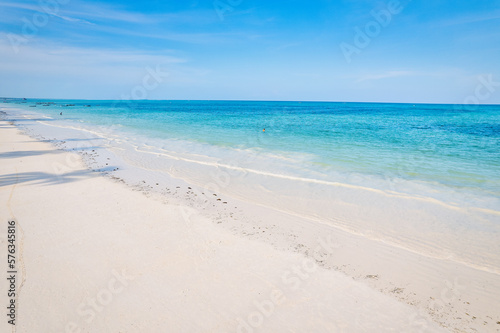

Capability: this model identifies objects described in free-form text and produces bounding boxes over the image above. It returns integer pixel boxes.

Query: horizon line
[2,97,500,107]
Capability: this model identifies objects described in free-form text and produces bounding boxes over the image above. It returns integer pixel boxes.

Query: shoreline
[4,104,500,275]
[1,109,500,332]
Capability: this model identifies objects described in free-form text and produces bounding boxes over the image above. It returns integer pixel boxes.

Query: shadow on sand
[0,150,65,159]
[0,169,99,187]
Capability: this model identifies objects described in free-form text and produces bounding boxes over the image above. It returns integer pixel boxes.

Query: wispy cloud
[0,36,213,99]
[61,2,151,24]
[50,13,94,25]
[0,0,246,43]
[0,1,252,46]
[353,68,483,86]
[0,1,194,25]
[55,2,219,25]
[356,71,416,83]
[0,36,186,71]
[0,1,94,25]
[438,10,500,27]
[268,41,303,52]
[0,1,44,12]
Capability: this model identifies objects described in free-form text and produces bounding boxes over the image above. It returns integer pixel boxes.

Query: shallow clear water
[7,99,499,197]
[4,98,500,272]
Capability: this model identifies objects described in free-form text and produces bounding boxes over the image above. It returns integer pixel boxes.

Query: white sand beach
[2,0,500,330]
[1,115,499,333]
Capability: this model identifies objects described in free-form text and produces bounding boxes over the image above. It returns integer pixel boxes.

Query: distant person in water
[60,112,62,115]
[263,128,265,132]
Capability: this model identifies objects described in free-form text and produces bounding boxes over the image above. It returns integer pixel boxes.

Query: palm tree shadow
[0,169,99,187]
[0,150,65,159]
[0,146,102,158]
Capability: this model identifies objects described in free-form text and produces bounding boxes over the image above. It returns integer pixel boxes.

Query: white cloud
[355,71,416,83]
[0,36,186,75]
[0,1,146,24]
[0,37,214,99]
[50,13,95,25]
[439,10,500,27]
[0,1,93,25]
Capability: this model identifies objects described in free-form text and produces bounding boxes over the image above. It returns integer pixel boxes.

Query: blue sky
[0,0,499,103]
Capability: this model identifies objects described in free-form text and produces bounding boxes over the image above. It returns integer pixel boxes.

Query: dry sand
[0,118,499,332]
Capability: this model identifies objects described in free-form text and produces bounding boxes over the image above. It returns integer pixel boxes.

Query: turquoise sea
[3,98,500,272]
[5,99,499,196]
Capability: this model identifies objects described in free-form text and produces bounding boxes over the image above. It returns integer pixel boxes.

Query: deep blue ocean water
[5,99,500,196]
